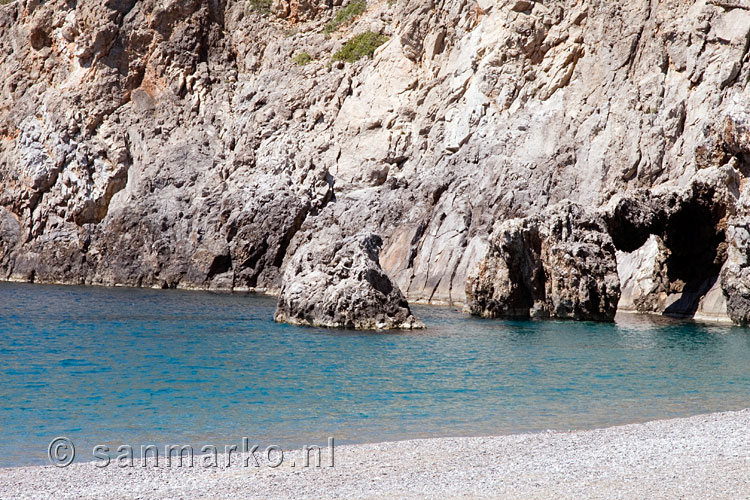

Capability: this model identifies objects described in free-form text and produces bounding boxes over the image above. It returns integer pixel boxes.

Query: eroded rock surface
[1,0,750,323]
[466,203,620,321]
[274,230,423,329]
[616,235,670,313]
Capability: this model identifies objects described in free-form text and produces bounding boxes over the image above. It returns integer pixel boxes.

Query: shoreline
[1,280,741,328]
[3,409,750,499]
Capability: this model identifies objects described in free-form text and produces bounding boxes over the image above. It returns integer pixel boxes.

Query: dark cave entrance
[606,197,656,253]
[606,188,728,317]
[661,191,727,317]
[663,194,726,291]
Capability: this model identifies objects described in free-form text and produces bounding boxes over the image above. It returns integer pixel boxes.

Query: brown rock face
[466,203,621,322]
[274,230,423,330]
[272,0,334,22]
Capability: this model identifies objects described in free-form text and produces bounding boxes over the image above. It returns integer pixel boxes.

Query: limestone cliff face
[0,0,749,322]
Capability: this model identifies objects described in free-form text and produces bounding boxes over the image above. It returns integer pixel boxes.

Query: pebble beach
[2,409,750,499]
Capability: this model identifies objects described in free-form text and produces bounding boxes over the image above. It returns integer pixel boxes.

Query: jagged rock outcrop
[0,0,750,323]
[722,222,750,324]
[721,178,750,324]
[274,230,423,329]
[466,203,620,321]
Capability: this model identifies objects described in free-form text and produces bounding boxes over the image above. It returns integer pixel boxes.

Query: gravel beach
[3,409,750,499]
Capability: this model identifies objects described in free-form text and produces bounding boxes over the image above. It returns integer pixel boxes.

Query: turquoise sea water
[1,281,750,467]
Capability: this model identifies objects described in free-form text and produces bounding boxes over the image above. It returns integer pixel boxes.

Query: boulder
[466,202,621,321]
[275,230,424,330]
[616,234,670,313]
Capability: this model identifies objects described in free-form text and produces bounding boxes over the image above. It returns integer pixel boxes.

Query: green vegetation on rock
[332,31,389,63]
[323,0,367,35]
[247,0,272,15]
[293,52,313,66]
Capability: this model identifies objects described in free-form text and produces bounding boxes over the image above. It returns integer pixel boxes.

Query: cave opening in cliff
[663,195,726,286]
[606,189,729,317]
[207,254,233,279]
[661,192,727,316]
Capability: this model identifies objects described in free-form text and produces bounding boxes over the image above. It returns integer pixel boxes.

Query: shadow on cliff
[605,184,728,320]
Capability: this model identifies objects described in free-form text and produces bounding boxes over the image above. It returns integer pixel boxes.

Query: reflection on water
[1,282,749,466]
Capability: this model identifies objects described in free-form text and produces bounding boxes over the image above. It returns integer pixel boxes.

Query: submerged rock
[274,231,424,330]
[466,202,621,322]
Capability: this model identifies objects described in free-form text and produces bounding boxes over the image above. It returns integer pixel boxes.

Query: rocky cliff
[0,0,749,322]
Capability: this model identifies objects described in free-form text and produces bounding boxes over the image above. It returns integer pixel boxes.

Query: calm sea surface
[1,281,750,466]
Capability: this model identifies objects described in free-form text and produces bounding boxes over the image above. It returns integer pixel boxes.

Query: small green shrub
[0,0,13,5]
[332,31,389,63]
[247,0,272,15]
[293,52,313,66]
[323,0,367,35]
